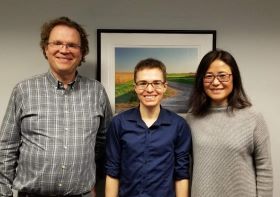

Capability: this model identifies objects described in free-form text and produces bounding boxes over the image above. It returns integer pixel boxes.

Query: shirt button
[65,128,68,131]
[58,183,62,187]
[64,146,67,149]
[62,165,66,169]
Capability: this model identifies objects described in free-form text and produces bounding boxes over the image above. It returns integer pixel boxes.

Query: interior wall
[0,0,279,196]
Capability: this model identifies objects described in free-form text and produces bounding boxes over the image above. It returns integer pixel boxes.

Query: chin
[141,102,158,107]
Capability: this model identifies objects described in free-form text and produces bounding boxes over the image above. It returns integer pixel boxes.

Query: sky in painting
[115,47,198,73]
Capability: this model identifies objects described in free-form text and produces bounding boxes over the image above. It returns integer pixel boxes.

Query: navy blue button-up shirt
[106,107,192,197]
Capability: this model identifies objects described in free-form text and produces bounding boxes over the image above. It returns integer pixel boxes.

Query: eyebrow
[206,71,231,74]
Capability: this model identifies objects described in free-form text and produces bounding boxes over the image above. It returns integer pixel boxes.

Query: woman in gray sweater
[186,49,273,197]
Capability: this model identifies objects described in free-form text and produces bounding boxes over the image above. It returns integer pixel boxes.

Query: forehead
[49,25,81,43]
[207,59,232,73]
[135,68,164,81]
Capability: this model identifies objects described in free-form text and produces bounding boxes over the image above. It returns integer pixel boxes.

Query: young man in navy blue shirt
[105,58,192,197]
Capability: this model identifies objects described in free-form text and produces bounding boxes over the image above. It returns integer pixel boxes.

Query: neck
[139,105,160,127]
[211,101,228,108]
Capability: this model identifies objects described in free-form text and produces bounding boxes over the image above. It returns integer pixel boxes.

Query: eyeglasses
[47,41,81,51]
[204,73,232,83]
[135,80,165,90]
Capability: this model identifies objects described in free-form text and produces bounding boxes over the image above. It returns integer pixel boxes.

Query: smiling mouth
[57,56,71,60]
[144,95,156,99]
[210,89,224,93]
[56,57,73,62]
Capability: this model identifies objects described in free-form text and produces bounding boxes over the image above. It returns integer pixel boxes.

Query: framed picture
[97,29,216,114]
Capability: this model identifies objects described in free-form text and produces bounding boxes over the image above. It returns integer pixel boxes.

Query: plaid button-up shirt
[0,71,112,196]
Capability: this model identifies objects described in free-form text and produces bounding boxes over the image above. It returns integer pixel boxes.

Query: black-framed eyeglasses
[135,80,166,90]
[204,73,232,83]
[47,41,81,50]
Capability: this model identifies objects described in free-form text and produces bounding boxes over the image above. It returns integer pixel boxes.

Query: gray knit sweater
[186,107,273,197]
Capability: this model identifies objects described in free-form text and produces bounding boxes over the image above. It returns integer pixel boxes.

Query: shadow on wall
[76,61,106,196]
[78,61,97,80]
[77,61,106,196]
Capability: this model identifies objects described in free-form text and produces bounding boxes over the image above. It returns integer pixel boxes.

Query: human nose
[59,44,71,52]
[211,76,221,85]
[146,83,155,91]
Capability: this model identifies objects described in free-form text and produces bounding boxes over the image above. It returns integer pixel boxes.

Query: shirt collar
[126,106,172,127]
[47,70,80,90]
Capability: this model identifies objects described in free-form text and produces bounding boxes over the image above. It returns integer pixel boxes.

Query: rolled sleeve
[174,120,192,180]
[105,117,121,178]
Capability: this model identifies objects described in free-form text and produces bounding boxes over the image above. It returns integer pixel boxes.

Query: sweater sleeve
[253,112,273,197]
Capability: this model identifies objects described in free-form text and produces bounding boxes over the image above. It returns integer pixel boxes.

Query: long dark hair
[187,49,251,116]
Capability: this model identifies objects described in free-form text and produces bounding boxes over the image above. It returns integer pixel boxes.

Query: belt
[18,191,90,197]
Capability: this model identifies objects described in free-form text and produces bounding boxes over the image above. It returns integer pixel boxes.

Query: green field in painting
[115,73,195,104]
[115,80,137,103]
[166,73,195,84]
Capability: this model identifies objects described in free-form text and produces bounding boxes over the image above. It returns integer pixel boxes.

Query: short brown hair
[134,58,167,82]
[40,16,89,64]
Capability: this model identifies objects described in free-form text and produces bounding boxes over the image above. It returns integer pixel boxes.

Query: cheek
[203,83,209,93]
[45,48,55,59]
[44,48,49,57]
[227,84,234,94]
[76,51,83,60]
[134,87,139,94]
[226,79,234,92]
[134,89,143,97]
[162,86,167,94]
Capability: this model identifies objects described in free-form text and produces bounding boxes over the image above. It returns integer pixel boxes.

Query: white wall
[0,0,279,196]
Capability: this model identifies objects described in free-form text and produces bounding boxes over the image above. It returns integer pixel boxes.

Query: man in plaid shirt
[0,16,112,197]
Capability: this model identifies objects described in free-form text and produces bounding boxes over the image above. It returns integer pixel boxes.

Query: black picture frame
[97,29,216,114]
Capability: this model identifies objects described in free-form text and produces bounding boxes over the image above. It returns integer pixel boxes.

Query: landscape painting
[97,29,216,114]
[115,47,198,113]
